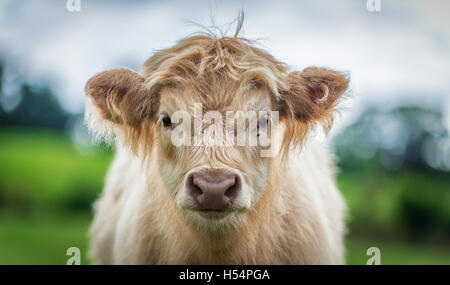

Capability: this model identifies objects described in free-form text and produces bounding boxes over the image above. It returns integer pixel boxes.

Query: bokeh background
[0,0,449,264]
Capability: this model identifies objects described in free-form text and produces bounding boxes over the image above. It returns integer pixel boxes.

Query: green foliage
[334,106,450,172]
[0,84,71,130]
[338,165,450,240]
[334,105,450,241]
[0,128,112,211]
[397,172,450,238]
[346,237,450,265]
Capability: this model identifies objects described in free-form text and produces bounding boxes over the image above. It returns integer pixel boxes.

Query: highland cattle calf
[85,28,348,264]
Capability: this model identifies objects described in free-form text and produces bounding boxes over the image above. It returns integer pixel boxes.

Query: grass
[0,210,92,265]
[347,236,450,265]
[0,128,449,265]
[0,128,112,208]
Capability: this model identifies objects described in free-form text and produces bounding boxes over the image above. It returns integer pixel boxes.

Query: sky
[0,0,449,132]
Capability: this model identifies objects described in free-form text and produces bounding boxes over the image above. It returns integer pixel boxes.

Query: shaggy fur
[85,31,349,264]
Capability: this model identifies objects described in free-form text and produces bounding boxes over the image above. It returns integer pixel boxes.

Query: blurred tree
[0,63,3,95]
[334,105,450,173]
[0,80,70,131]
[334,104,450,239]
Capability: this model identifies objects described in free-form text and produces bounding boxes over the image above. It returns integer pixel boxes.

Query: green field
[0,129,112,209]
[0,129,449,264]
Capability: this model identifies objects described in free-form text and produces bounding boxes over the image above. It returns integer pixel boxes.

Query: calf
[85,31,348,264]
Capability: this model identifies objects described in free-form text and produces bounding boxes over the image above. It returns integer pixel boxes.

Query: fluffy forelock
[142,34,289,100]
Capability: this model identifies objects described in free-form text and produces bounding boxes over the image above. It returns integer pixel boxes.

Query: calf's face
[85,36,348,229]
[156,83,278,225]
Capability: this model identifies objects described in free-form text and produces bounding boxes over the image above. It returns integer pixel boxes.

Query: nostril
[224,185,237,199]
[188,174,203,198]
[224,175,240,201]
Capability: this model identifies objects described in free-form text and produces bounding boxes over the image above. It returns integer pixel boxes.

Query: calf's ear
[279,67,349,124]
[85,68,147,126]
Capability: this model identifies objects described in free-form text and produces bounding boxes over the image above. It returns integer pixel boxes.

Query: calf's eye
[162,115,172,127]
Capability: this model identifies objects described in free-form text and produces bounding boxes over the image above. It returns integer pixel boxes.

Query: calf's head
[85,35,348,229]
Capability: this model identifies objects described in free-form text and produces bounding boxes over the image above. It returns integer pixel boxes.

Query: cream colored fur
[89,137,345,264]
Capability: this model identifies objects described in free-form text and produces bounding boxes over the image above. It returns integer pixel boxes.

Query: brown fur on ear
[85,68,148,126]
[277,67,348,149]
[280,67,348,123]
[85,68,158,155]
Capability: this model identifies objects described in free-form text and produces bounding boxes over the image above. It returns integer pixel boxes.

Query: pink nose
[187,171,240,211]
